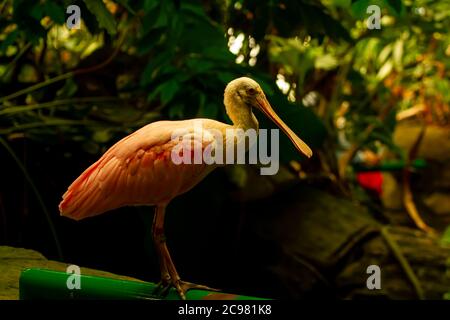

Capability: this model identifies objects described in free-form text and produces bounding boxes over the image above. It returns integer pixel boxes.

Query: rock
[239,185,450,299]
[380,122,450,228]
[393,122,450,162]
[336,227,450,299]
[381,172,403,210]
[423,193,450,216]
[0,246,141,300]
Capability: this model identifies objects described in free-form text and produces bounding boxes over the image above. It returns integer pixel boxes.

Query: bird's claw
[152,277,172,297]
[174,281,221,300]
[153,278,220,300]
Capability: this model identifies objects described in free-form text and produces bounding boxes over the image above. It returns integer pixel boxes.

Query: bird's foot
[173,280,221,300]
[153,277,219,300]
[152,274,172,297]
[152,281,170,297]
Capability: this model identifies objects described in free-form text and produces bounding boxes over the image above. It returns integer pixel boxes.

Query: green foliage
[33,2,66,25]
[227,0,351,43]
[351,0,404,19]
[83,0,117,35]
[0,0,327,161]
[0,0,448,178]
[244,0,450,173]
[442,225,450,246]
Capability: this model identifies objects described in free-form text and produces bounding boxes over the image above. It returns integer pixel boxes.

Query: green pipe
[19,268,266,300]
[353,159,427,172]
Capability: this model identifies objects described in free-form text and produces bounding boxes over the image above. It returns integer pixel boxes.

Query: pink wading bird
[59,77,312,299]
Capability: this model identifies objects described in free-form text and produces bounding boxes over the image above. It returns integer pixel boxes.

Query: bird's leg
[152,204,219,300]
[152,205,171,295]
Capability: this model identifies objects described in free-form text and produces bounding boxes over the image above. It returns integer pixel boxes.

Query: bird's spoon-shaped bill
[256,96,313,158]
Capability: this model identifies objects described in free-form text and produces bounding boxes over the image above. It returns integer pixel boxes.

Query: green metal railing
[353,158,427,172]
[19,268,265,300]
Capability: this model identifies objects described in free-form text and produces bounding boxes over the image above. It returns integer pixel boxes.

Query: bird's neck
[224,100,259,132]
[223,99,259,154]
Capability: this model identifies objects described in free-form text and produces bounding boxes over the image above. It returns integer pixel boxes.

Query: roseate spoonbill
[59,77,312,299]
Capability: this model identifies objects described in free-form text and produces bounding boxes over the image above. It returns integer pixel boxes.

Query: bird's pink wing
[59,120,218,220]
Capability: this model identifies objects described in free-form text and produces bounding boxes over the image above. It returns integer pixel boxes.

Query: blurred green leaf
[44,1,66,24]
[442,225,450,246]
[168,103,184,119]
[56,79,78,98]
[160,81,180,106]
[385,0,404,16]
[315,54,339,70]
[197,102,219,119]
[115,0,137,14]
[93,129,112,143]
[352,0,404,18]
[82,140,100,154]
[376,60,393,81]
[353,0,394,18]
[83,0,117,35]
[393,39,404,71]
[227,165,248,188]
[136,27,165,55]
[143,0,159,11]
[351,0,373,19]
[378,44,392,66]
[0,29,19,52]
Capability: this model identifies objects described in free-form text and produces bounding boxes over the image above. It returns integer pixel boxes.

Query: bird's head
[224,77,313,158]
[224,77,263,107]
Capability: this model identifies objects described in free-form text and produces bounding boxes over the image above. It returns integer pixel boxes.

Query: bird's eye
[247,88,257,95]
